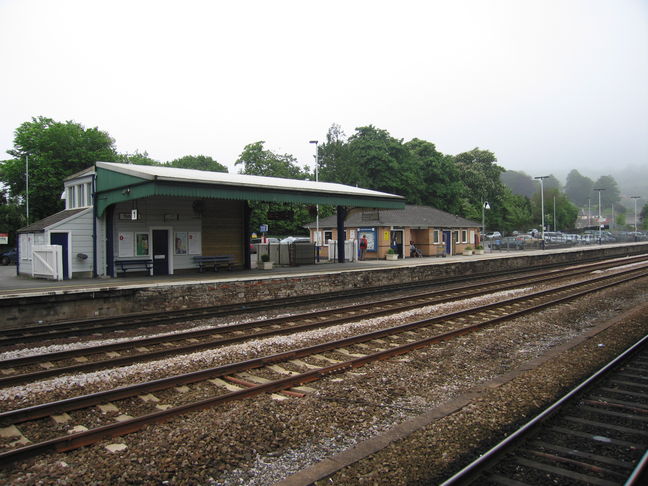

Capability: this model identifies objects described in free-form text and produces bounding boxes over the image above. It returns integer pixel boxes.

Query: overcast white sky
[1,0,646,180]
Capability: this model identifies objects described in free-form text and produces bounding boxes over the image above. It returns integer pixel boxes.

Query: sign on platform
[0,233,7,245]
[260,224,268,233]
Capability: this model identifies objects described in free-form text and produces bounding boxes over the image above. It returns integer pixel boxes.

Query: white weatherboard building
[16,162,404,280]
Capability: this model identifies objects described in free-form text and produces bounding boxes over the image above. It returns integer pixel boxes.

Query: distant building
[305,205,481,259]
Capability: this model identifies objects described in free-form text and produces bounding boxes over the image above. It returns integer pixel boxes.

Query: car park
[485,231,501,239]
[279,236,311,244]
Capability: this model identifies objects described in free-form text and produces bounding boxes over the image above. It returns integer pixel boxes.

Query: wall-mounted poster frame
[135,232,150,257]
[358,228,377,252]
[118,231,134,257]
[188,232,201,255]
[174,231,188,255]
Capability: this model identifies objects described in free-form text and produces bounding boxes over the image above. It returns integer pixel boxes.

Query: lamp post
[631,196,640,234]
[309,140,319,246]
[481,200,489,238]
[25,153,30,224]
[534,176,549,242]
[594,188,605,244]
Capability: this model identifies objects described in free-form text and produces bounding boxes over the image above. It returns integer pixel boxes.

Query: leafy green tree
[500,170,536,198]
[405,139,464,213]
[500,191,533,233]
[592,175,621,213]
[531,188,578,231]
[0,185,24,248]
[235,141,310,236]
[318,124,355,185]
[2,116,117,223]
[169,155,227,172]
[344,126,418,201]
[115,150,160,166]
[640,203,648,230]
[565,169,593,207]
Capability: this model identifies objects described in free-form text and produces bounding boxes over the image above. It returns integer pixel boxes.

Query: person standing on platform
[359,235,368,260]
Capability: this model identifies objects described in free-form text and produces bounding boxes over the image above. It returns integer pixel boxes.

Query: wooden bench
[114,259,153,275]
[193,255,235,272]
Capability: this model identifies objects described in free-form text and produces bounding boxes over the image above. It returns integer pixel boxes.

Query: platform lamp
[631,196,641,234]
[481,200,490,239]
[594,188,605,243]
[534,176,549,242]
[309,140,319,246]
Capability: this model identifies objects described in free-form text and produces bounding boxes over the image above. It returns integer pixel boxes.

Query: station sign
[260,224,268,233]
[0,233,7,245]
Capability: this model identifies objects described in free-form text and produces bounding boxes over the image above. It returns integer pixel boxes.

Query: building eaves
[17,208,89,233]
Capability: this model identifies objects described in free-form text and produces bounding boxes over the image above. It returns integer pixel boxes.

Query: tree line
[1,117,646,247]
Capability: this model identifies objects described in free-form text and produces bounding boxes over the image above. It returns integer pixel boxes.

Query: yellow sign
[384,231,390,241]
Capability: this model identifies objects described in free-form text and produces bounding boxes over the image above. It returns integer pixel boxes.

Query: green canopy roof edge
[96,180,404,216]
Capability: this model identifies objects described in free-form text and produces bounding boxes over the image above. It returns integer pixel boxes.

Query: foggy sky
[1,0,646,181]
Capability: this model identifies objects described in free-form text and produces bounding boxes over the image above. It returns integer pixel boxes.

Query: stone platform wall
[2,244,646,329]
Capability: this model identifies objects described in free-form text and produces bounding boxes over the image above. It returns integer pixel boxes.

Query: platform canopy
[94,162,405,217]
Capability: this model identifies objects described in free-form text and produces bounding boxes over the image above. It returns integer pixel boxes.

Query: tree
[531,188,578,231]
[2,116,117,223]
[405,139,464,213]
[500,170,536,198]
[565,170,593,207]
[235,141,310,236]
[592,175,621,213]
[168,155,228,173]
[115,150,160,166]
[640,203,648,230]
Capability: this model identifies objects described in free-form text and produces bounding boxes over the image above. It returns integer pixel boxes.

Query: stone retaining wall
[2,244,646,329]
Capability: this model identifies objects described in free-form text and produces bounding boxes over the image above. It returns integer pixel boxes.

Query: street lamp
[534,176,549,242]
[25,153,30,224]
[309,140,319,246]
[481,200,490,239]
[631,196,641,234]
[594,188,605,244]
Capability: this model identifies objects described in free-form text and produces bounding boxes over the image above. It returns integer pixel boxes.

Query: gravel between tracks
[1,276,647,485]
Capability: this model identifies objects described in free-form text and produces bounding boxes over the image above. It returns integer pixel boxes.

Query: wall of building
[3,243,646,329]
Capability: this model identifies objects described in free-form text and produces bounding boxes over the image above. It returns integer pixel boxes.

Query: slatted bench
[193,255,235,272]
[114,259,153,275]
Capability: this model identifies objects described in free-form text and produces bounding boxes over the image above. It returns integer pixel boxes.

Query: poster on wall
[188,232,201,255]
[358,228,377,251]
[135,233,149,256]
[175,232,188,255]
[118,232,134,257]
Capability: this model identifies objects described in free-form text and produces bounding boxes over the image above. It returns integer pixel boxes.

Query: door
[50,232,69,280]
[443,230,452,256]
[152,229,169,276]
[390,230,403,258]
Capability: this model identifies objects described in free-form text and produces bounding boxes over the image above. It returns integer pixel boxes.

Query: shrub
[476,245,483,250]
[387,248,396,254]
[465,246,473,251]
[261,253,270,262]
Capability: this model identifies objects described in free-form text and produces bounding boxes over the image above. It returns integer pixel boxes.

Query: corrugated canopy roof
[95,162,405,216]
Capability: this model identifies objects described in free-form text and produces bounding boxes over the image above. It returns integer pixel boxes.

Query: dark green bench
[193,255,235,272]
[115,259,153,275]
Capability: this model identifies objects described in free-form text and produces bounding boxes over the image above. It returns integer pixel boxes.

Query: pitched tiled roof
[18,208,89,233]
[304,205,480,229]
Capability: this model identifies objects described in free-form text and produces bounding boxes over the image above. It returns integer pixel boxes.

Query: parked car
[485,231,501,239]
[279,236,311,244]
[0,248,17,265]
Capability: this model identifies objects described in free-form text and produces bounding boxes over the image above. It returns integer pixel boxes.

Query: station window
[324,231,332,243]
[433,230,440,244]
[461,230,468,243]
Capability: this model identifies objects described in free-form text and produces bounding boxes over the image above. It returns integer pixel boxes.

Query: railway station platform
[2,243,647,328]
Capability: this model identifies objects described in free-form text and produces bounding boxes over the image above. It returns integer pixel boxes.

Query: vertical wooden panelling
[201,199,245,264]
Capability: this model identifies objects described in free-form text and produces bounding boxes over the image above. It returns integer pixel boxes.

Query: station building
[16,162,404,280]
[305,205,482,259]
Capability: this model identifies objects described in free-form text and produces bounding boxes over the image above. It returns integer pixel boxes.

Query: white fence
[32,245,63,280]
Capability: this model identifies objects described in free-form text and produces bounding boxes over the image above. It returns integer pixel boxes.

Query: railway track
[2,254,646,348]
[440,335,648,486]
[0,262,646,466]
[1,256,646,387]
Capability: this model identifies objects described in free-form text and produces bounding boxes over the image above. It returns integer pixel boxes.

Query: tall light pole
[534,176,549,242]
[631,196,640,234]
[594,188,605,244]
[481,200,489,238]
[25,153,30,224]
[309,140,319,246]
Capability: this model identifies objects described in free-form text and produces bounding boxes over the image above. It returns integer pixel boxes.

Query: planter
[262,261,274,270]
[474,249,485,255]
[386,253,398,261]
[462,250,473,256]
